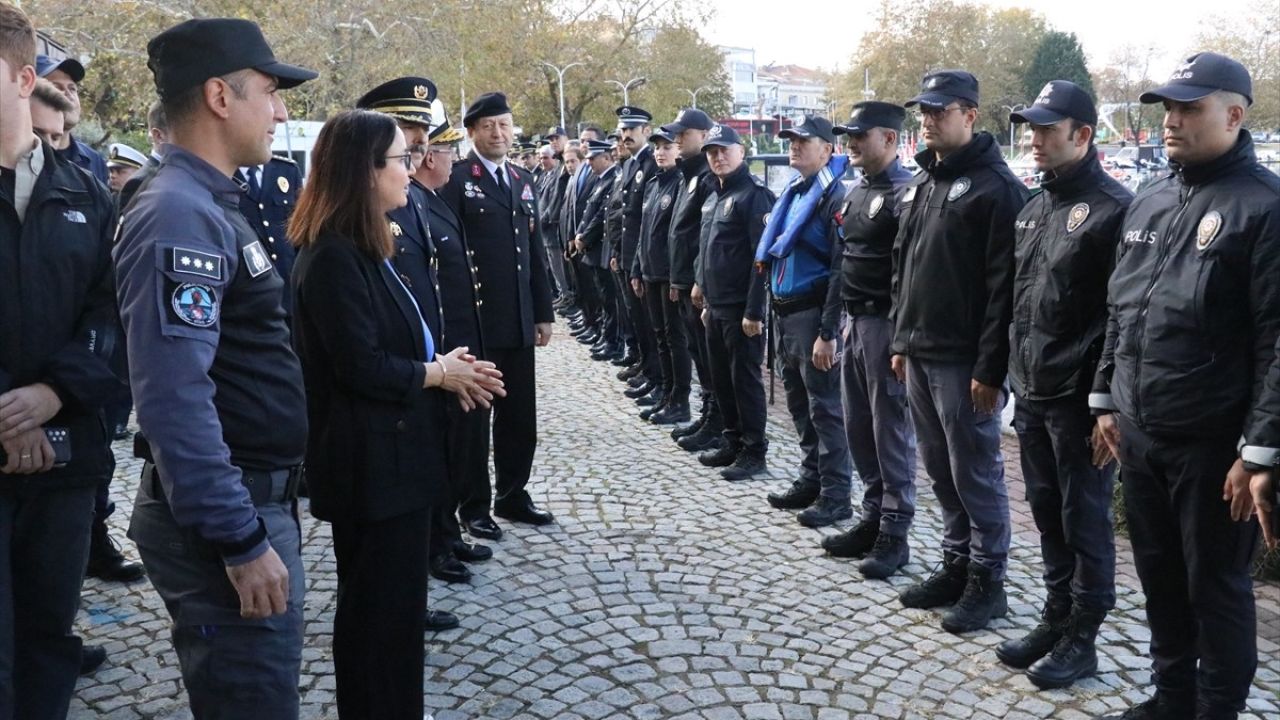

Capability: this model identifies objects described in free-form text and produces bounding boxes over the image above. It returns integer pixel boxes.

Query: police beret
[1012,81,1097,127]
[906,69,980,108]
[146,18,317,100]
[666,108,714,132]
[616,106,653,128]
[356,77,438,127]
[463,92,512,127]
[35,54,85,83]
[702,124,743,149]
[834,101,906,135]
[1140,52,1253,106]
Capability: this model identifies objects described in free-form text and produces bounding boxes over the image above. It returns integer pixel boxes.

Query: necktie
[494,164,508,196]
[246,166,262,201]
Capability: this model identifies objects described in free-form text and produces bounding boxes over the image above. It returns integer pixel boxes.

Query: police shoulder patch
[868,193,885,219]
[242,240,274,278]
[170,247,223,281]
[171,283,218,327]
[1197,211,1223,250]
[1066,203,1090,233]
[947,177,971,201]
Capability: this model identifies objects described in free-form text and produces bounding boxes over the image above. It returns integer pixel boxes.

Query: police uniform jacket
[388,181,445,344]
[618,144,657,270]
[119,154,161,212]
[115,146,306,565]
[236,157,302,315]
[889,132,1029,387]
[425,187,485,354]
[603,166,627,266]
[577,164,620,269]
[439,151,553,350]
[668,153,717,290]
[633,165,684,283]
[0,141,120,488]
[828,158,914,319]
[1091,130,1280,438]
[291,230,446,524]
[1244,334,1280,477]
[1010,152,1131,401]
[696,163,775,321]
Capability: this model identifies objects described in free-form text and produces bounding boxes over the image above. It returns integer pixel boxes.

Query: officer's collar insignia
[389,221,403,237]
[1197,211,1222,250]
[1067,203,1090,233]
[661,194,672,210]
[947,177,971,202]
[277,176,290,193]
[722,197,733,213]
[172,283,219,328]
[171,247,223,281]
[521,183,534,201]
[688,176,698,194]
[242,240,273,278]
[471,163,483,178]
[414,85,430,100]
[868,193,885,219]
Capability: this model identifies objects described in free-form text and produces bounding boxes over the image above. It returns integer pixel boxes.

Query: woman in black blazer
[288,110,503,720]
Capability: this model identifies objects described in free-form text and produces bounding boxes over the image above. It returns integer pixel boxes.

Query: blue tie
[246,166,262,201]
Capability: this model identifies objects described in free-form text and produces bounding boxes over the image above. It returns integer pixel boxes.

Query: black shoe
[1026,606,1105,689]
[626,374,648,389]
[858,533,910,579]
[576,330,600,345]
[649,401,691,425]
[822,518,880,558]
[590,343,617,361]
[995,595,1071,669]
[796,496,852,527]
[79,644,106,676]
[452,541,493,563]
[940,563,1008,634]
[634,388,664,407]
[430,555,472,584]
[617,364,642,381]
[611,350,639,367]
[112,423,132,441]
[899,552,969,609]
[465,516,504,540]
[679,423,724,453]
[86,521,147,583]
[1100,692,1196,720]
[767,481,820,510]
[698,443,739,467]
[721,453,766,481]
[639,399,667,421]
[625,381,655,399]
[494,498,555,526]
[425,609,461,632]
[671,415,705,441]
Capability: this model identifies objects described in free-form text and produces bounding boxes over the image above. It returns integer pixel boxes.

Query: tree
[1023,31,1094,101]
[1193,0,1280,131]
[1093,45,1158,143]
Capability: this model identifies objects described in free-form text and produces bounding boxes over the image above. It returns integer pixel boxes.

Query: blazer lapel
[378,259,427,361]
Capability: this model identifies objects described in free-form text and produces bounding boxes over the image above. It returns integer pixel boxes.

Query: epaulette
[268,154,297,165]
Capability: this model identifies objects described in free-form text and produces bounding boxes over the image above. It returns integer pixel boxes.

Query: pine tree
[1023,31,1095,102]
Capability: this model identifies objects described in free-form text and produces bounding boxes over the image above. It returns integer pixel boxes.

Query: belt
[772,288,826,317]
[845,299,888,316]
[144,462,301,506]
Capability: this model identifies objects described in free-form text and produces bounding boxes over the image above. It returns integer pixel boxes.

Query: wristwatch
[818,328,835,342]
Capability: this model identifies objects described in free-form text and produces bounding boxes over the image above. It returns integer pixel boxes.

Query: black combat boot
[720,452,766,481]
[1027,606,1105,689]
[649,399,691,425]
[858,532,910,579]
[85,519,146,583]
[821,518,879,558]
[899,552,969,609]
[679,413,724,452]
[639,397,667,421]
[996,595,1072,669]
[796,496,852,527]
[1101,692,1196,720]
[698,442,739,468]
[940,562,1008,634]
[767,481,820,510]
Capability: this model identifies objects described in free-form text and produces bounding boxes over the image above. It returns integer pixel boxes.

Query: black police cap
[906,69,980,108]
[584,139,614,158]
[1011,80,1097,127]
[833,101,906,136]
[649,127,678,144]
[546,125,567,138]
[1140,52,1253,106]
[702,124,743,149]
[146,18,317,100]
[356,77,438,128]
[616,106,653,128]
[666,108,714,132]
[36,54,85,83]
[463,92,512,128]
[779,115,835,143]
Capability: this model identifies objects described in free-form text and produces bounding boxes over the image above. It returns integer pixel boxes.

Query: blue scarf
[754,154,849,263]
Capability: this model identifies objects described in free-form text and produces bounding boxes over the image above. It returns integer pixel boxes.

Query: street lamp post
[1002,103,1026,157]
[683,86,711,109]
[541,61,583,130]
[606,76,647,105]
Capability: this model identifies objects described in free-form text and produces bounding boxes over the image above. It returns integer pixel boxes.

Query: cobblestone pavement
[71,336,1279,720]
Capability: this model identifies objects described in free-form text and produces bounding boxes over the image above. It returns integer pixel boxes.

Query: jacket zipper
[1018,197,1057,384]
[904,181,936,353]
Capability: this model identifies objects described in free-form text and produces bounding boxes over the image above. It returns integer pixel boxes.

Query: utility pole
[606,76,647,105]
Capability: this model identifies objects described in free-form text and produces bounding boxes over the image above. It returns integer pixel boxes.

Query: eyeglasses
[916,106,964,122]
[385,153,413,170]
[407,144,428,158]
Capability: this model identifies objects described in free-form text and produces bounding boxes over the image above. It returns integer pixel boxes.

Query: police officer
[574,138,624,362]
[614,107,661,400]
[545,125,568,159]
[114,18,316,718]
[106,143,146,194]
[816,102,917,579]
[695,124,775,480]
[993,81,1132,688]
[1090,53,1280,720]
[1,6,122,713]
[234,135,303,316]
[35,53,108,186]
[755,115,853,527]
[889,70,1028,633]
[440,92,556,536]
[1244,334,1280,551]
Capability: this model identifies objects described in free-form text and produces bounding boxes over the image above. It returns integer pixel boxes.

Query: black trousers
[432,399,485,556]
[621,269,659,382]
[1013,396,1116,610]
[332,508,429,720]
[571,256,600,329]
[463,345,538,515]
[705,303,767,454]
[1116,415,1258,714]
[678,289,716,410]
[592,265,620,344]
[643,280,691,401]
[0,483,95,720]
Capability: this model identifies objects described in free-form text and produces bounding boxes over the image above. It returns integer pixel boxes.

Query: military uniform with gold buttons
[235,155,302,316]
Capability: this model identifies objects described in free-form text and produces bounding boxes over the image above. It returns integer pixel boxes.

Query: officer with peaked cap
[1091,53,1280,720]
[114,17,316,718]
[614,106,663,406]
[575,138,625,362]
[106,142,147,194]
[440,92,556,538]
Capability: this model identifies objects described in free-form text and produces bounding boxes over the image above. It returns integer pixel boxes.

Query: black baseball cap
[1011,80,1097,126]
[463,92,512,127]
[906,69,980,108]
[356,77,438,128]
[834,101,906,135]
[649,127,677,144]
[546,125,567,138]
[147,19,317,100]
[666,108,714,132]
[702,124,743,149]
[779,115,835,143]
[36,54,85,83]
[1140,52,1253,106]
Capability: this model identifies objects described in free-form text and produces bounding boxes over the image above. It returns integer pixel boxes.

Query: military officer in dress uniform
[106,143,147,195]
[114,19,317,718]
[439,92,555,537]
[613,106,662,411]
[234,144,302,317]
[575,138,624,362]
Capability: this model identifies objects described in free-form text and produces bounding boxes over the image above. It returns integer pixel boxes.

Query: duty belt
[844,299,888,316]
[136,434,301,506]
[772,286,827,317]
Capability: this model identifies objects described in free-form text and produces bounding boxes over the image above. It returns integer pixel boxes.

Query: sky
[703,0,1261,76]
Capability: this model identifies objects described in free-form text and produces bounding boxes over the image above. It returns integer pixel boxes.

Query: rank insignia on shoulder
[171,283,218,327]
[277,176,290,193]
[242,240,274,278]
[1197,211,1222,250]
[868,194,884,219]
[521,184,534,201]
[170,247,224,281]
[1066,203,1090,233]
[947,177,971,201]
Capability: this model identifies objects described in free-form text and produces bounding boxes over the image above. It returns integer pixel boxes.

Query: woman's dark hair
[289,109,398,260]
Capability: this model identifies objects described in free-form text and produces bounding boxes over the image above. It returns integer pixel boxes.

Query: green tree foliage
[1023,31,1094,101]
[1192,0,1280,131]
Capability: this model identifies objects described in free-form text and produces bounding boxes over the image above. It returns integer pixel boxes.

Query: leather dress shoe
[639,399,666,421]
[625,381,655,399]
[627,374,648,388]
[430,554,472,583]
[576,330,600,345]
[611,350,638,367]
[617,364,642,381]
[79,644,106,676]
[591,344,621,362]
[634,388,664,407]
[453,541,493,563]
[494,498,555,526]
[425,609,460,632]
[465,515,504,540]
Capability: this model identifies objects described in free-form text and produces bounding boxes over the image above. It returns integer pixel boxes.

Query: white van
[270,120,325,178]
